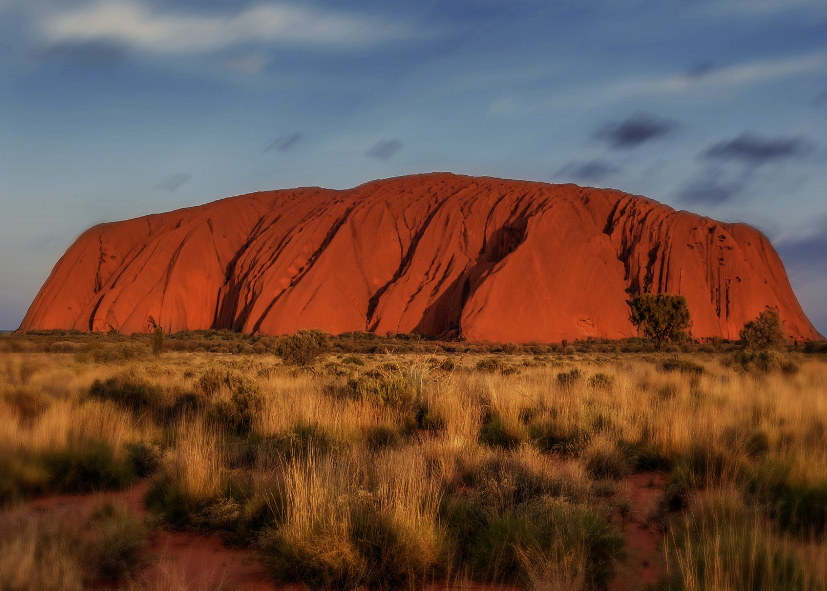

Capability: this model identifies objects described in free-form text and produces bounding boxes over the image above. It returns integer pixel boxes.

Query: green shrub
[125,442,162,477]
[580,436,629,480]
[4,386,51,423]
[662,494,826,591]
[341,355,365,366]
[0,454,49,506]
[529,421,583,453]
[740,307,788,350]
[556,369,584,388]
[88,371,165,414]
[364,424,406,451]
[42,440,135,493]
[660,357,704,376]
[479,413,525,449]
[86,503,147,580]
[344,372,416,410]
[274,329,330,366]
[205,377,263,435]
[587,372,616,390]
[746,459,827,536]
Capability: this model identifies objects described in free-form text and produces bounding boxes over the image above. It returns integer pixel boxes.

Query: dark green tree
[740,307,787,350]
[627,293,692,350]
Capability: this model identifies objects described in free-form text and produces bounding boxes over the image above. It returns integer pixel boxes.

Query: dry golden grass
[1,342,827,590]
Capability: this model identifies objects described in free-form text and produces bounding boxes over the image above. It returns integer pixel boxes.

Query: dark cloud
[35,40,129,67]
[701,133,812,166]
[366,139,403,160]
[264,133,302,153]
[156,172,192,192]
[595,112,676,149]
[555,159,620,182]
[678,168,747,204]
[813,90,827,107]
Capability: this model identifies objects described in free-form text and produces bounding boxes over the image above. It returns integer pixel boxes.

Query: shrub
[0,454,49,506]
[4,386,51,423]
[341,355,365,366]
[746,459,827,536]
[740,307,787,350]
[88,371,165,414]
[660,357,704,376]
[556,368,584,388]
[529,421,583,454]
[125,442,162,477]
[86,503,147,580]
[479,413,525,449]
[42,439,135,493]
[587,372,616,390]
[274,329,330,366]
[152,326,164,356]
[663,493,826,591]
[343,372,417,410]
[580,435,628,480]
[205,377,263,435]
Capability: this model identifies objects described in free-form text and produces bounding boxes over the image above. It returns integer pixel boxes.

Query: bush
[86,503,147,580]
[660,357,704,376]
[557,368,584,388]
[580,436,628,480]
[587,372,616,390]
[341,355,365,366]
[662,493,826,591]
[88,371,165,414]
[479,413,525,449]
[740,307,787,350]
[343,372,417,410]
[205,377,263,435]
[125,442,163,477]
[4,387,51,423]
[42,439,135,493]
[274,329,330,366]
[529,421,583,454]
[746,459,827,536]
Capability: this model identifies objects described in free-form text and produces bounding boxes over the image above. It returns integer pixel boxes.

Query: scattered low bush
[274,329,330,366]
[42,439,135,493]
[557,368,584,387]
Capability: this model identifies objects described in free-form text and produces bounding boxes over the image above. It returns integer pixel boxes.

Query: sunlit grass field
[1,331,826,590]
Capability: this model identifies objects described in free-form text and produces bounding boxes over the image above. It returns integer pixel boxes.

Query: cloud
[224,53,268,74]
[706,0,827,17]
[156,172,192,192]
[678,168,747,204]
[701,133,812,166]
[40,0,412,55]
[814,90,827,107]
[366,139,403,160]
[604,52,827,100]
[264,133,302,153]
[555,159,620,182]
[685,61,714,79]
[35,38,128,67]
[595,112,676,149]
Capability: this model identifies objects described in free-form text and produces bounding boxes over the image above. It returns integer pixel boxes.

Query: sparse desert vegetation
[1,329,826,590]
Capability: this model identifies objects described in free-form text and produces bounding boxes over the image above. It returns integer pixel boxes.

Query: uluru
[19,173,821,342]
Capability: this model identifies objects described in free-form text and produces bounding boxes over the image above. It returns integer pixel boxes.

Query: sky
[0,0,826,333]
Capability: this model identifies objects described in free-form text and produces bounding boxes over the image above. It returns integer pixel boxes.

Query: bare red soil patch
[610,472,667,591]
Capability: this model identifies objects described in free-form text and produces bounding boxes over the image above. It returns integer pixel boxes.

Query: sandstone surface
[20,173,822,342]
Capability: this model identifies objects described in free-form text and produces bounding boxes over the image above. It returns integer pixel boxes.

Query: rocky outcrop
[20,173,822,342]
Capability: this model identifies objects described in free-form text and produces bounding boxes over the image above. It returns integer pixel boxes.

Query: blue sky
[1,0,826,333]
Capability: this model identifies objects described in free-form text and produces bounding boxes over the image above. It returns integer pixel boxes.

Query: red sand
[20,173,821,341]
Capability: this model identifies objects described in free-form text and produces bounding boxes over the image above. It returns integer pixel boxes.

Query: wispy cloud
[609,52,827,98]
[39,0,413,54]
[555,159,620,182]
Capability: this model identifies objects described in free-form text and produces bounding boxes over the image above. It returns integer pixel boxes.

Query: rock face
[20,173,821,342]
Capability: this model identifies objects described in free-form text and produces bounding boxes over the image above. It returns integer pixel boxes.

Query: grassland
[1,331,826,590]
